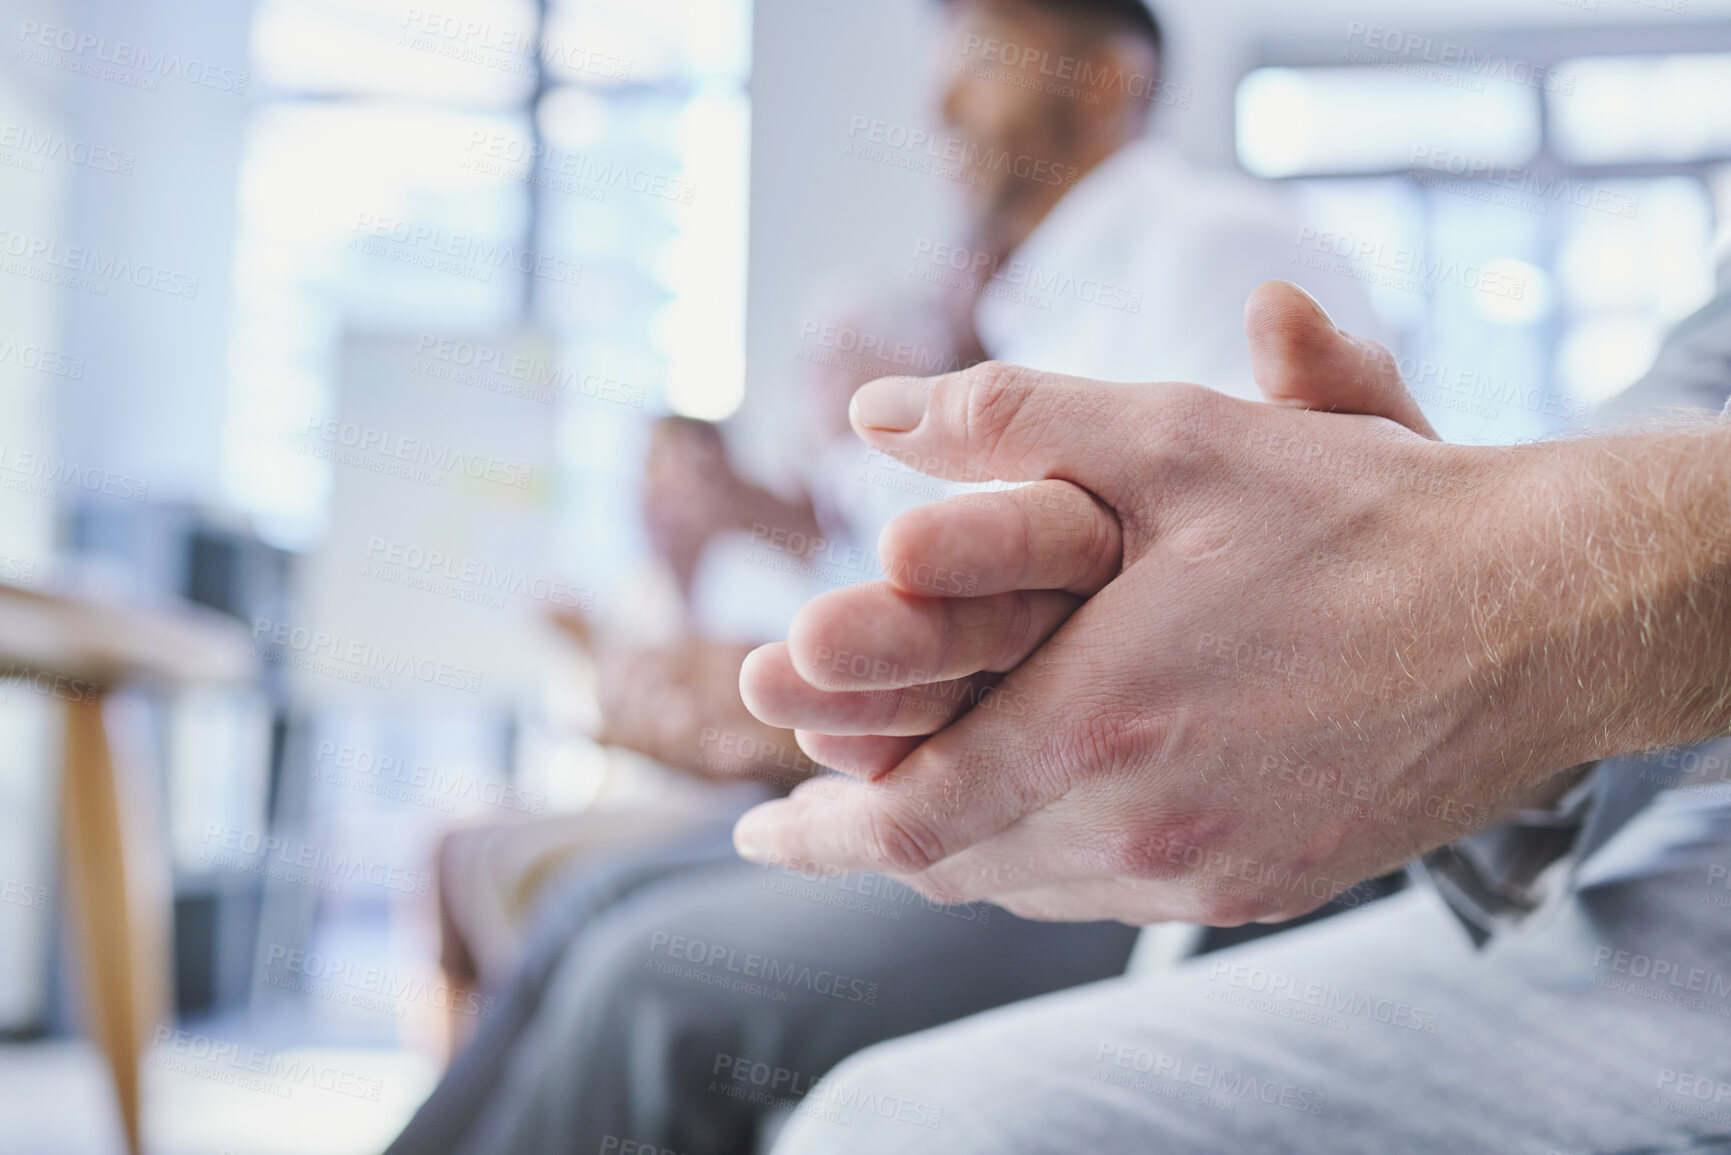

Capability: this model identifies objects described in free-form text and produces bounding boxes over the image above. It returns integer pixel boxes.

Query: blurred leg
[387,804,756,1155]
[771,792,1731,1155]
[456,859,1139,1155]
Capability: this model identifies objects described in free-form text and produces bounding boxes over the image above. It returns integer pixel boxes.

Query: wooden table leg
[60,691,165,1155]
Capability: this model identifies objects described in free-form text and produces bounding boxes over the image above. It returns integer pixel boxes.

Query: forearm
[1484,420,1731,767]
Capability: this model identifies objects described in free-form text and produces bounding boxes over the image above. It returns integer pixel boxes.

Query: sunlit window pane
[1551,55,1731,165]
[544,0,752,86]
[1555,176,1715,408]
[252,0,538,107]
[224,102,527,545]
[1237,67,1539,178]
[530,74,750,422]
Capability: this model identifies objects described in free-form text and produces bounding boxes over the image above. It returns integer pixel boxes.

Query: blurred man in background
[388,2,1382,1152]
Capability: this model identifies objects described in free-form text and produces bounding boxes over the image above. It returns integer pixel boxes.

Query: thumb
[848,362,1189,508]
[1245,281,1438,440]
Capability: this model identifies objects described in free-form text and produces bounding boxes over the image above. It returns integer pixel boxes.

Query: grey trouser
[770,785,1731,1155]
[389,803,1139,1155]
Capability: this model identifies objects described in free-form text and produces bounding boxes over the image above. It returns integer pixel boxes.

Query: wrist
[1468,425,1731,768]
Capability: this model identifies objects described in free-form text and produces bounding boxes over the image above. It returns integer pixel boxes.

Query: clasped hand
[735,283,1576,925]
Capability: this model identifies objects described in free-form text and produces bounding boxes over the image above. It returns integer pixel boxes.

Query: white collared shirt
[974,136,1377,397]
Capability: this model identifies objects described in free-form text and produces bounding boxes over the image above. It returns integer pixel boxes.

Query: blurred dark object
[68,501,293,628]
[67,500,293,1020]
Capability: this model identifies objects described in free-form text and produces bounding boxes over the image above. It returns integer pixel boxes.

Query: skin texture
[735,282,1731,926]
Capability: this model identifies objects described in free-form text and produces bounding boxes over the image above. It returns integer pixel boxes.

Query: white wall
[35,0,253,510]
[740,0,954,487]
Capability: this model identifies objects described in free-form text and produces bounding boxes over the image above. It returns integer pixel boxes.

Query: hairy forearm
[1479,420,1731,767]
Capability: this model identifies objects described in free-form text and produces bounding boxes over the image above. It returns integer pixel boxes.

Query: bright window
[224,0,751,547]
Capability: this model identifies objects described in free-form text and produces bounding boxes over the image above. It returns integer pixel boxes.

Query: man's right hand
[734,283,1731,925]
[741,282,1435,779]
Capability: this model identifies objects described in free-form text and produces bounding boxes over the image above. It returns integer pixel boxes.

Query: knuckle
[1156,380,1228,427]
[1075,492,1122,586]
[1059,707,1163,781]
[1105,809,1229,881]
[982,591,1042,672]
[955,361,1036,476]
[1137,384,1231,487]
[856,803,948,875]
[1105,831,1183,882]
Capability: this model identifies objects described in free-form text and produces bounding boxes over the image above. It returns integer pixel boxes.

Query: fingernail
[851,377,928,432]
[1286,281,1336,329]
[733,812,777,863]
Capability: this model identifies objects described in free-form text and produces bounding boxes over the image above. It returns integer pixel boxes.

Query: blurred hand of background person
[581,628,811,789]
[640,417,826,608]
[566,289,968,791]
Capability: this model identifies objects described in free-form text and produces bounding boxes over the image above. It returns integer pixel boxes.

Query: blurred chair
[0,583,253,1155]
